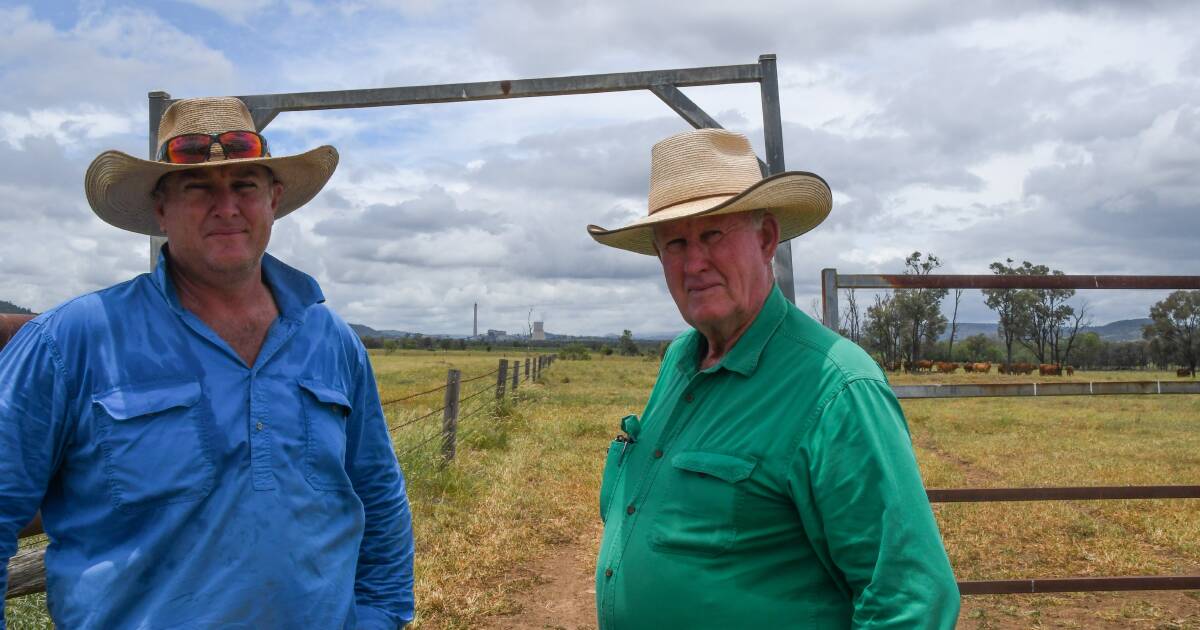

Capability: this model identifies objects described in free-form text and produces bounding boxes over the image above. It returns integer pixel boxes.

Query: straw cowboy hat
[84,96,338,236]
[587,128,832,255]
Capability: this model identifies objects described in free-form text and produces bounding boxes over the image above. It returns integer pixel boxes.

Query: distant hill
[350,323,416,339]
[0,300,33,315]
[941,318,1152,343]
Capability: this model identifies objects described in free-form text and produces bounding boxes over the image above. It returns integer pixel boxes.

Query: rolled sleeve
[345,347,415,628]
[791,377,959,629]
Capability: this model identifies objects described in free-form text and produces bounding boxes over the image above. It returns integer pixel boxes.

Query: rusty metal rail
[894,380,1200,399]
[816,268,1200,596]
[928,486,1200,502]
[819,269,1200,331]
[959,575,1200,595]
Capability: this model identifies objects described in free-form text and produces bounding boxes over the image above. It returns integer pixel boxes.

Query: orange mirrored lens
[160,131,268,163]
[216,131,265,159]
[164,134,213,164]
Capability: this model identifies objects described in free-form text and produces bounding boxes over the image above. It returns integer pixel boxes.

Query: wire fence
[4,354,556,601]
[390,355,556,462]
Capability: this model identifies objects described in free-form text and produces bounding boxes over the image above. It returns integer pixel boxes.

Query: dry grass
[7,355,1199,628]
[893,368,1200,628]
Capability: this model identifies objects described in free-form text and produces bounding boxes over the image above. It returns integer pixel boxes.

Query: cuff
[355,603,409,629]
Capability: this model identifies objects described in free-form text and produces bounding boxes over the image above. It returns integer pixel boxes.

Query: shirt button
[684,393,694,402]
[256,422,264,431]
[605,568,613,578]
[654,449,663,459]
[626,505,636,515]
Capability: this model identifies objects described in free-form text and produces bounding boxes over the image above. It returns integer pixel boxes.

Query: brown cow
[1065,366,1074,376]
[1017,362,1036,375]
[961,363,974,373]
[1039,364,1062,376]
[972,362,991,374]
[0,314,35,350]
[1179,368,1195,378]
[935,361,958,373]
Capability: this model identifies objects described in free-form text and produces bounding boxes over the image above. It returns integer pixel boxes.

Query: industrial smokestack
[473,303,478,337]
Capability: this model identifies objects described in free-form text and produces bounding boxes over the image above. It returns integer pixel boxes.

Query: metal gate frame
[820,268,1200,595]
[145,54,801,303]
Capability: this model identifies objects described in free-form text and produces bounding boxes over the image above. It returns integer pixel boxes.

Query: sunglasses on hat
[157,130,270,164]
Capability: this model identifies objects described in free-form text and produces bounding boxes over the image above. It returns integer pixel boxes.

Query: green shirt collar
[675,284,789,377]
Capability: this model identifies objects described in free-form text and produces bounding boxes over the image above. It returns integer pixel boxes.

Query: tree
[841,288,862,343]
[946,288,963,361]
[893,252,948,367]
[983,259,1034,368]
[864,294,904,369]
[961,334,997,362]
[1143,290,1200,374]
[1057,299,1091,367]
[618,330,640,356]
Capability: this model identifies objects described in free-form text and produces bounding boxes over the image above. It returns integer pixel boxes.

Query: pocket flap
[298,379,352,413]
[93,381,201,420]
[670,451,757,483]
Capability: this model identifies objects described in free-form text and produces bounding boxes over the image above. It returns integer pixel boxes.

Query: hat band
[651,191,742,215]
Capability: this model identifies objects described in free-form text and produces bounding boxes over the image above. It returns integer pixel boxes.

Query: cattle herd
[896,359,1076,375]
[888,360,1197,377]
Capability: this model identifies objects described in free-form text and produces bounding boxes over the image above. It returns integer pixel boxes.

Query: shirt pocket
[93,380,215,512]
[298,379,353,492]
[649,451,758,557]
[599,439,626,524]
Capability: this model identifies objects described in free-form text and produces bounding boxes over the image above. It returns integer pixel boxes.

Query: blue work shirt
[0,250,414,629]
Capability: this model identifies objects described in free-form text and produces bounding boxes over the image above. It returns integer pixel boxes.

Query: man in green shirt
[585,129,960,628]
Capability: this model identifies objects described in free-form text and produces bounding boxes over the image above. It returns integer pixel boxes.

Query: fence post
[511,359,520,393]
[821,267,839,332]
[442,369,460,464]
[533,355,539,381]
[525,357,531,379]
[496,359,508,400]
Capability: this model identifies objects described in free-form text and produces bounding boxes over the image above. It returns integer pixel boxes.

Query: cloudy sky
[2,1,1198,337]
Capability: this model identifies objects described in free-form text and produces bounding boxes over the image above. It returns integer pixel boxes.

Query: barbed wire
[458,383,492,405]
[387,405,445,433]
[380,367,502,405]
[399,427,446,457]
[379,382,448,406]
[461,368,499,383]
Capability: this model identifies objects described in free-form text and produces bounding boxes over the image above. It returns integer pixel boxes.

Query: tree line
[840,252,1199,372]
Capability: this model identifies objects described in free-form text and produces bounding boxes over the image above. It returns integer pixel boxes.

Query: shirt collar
[152,246,325,321]
[674,284,788,378]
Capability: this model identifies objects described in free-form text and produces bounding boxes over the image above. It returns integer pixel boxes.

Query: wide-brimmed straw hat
[84,96,338,236]
[587,128,831,255]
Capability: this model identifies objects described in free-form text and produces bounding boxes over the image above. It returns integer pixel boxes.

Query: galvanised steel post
[148,91,171,271]
[759,54,795,304]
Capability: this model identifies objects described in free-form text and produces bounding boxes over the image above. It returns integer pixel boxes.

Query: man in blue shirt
[0,97,414,628]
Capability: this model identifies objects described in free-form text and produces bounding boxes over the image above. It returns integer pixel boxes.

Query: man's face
[154,164,282,280]
[653,211,779,334]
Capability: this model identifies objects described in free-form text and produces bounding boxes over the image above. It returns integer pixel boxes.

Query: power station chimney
[473,302,478,337]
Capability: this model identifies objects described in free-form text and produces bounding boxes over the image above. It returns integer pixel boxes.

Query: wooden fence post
[525,358,530,379]
[496,359,508,400]
[533,355,539,381]
[511,359,520,392]
[442,369,460,464]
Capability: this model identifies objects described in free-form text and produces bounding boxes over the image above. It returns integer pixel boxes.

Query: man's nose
[682,241,709,274]
[210,184,239,216]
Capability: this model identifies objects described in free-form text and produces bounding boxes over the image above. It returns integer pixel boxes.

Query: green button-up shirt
[595,285,959,629]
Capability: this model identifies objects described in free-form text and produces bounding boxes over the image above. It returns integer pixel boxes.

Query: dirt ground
[482,535,1200,629]
[481,527,599,630]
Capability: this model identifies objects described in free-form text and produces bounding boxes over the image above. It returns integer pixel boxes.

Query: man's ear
[270,180,284,213]
[759,212,780,262]
[153,192,168,234]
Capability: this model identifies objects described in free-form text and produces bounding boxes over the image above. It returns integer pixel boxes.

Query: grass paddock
[6,354,1198,628]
